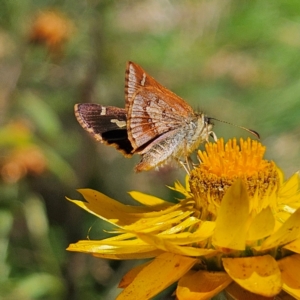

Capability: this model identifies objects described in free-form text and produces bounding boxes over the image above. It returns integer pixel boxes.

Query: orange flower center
[189,138,279,220]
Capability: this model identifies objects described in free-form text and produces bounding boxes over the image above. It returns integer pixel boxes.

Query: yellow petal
[92,250,163,260]
[247,207,275,240]
[278,172,300,205]
[177,270,232,300]
[124,210,193,233]
[277,166,285,184]
[222,255,282,297]
[162,217,203,235]
[213,179,249,250]
[161,221,215,244]
[278,254,300,298]
[283,238,300,254]
[136,232,218,257]
[67,189,150,226]
[185,174,191,192]
[261,207,300,250]
[225,282,274,300]
[67,239,163,259]
[118,261,150,288]
[275,211,294,224]
[168,180,191,197]
[281,288,300,300]
[128,191,172,206]
[117,252,197,300]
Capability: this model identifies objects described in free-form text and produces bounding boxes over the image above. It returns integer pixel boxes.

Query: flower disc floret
[190,138,280,220]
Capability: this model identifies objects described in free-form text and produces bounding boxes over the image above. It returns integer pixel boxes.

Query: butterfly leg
[178,138,196,174]
[210,131,218,142]
[204,120,217,143]
[178,159,191,174]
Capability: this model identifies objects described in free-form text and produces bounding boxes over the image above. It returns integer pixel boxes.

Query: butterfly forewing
[125,62,195,150]
[125,62,194,114]
[128,89,189,149]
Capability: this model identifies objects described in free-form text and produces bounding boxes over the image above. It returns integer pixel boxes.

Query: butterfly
[75,62,216,172]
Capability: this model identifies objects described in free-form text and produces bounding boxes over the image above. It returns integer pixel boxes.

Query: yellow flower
[67,138,300,299]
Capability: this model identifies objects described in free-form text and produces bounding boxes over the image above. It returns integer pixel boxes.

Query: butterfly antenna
[208,117,260,139]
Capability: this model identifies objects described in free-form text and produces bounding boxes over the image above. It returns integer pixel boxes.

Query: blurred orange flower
[1,146,47,183]
[0,120,47,183]
[29,10,74,55]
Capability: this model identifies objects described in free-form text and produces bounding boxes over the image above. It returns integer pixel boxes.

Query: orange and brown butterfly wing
[125,62,195,151]
[74,103,133,156]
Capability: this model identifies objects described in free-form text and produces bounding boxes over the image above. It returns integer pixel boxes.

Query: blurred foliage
[0,0,300,299]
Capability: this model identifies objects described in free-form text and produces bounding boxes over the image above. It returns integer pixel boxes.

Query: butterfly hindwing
[74,103,133,156]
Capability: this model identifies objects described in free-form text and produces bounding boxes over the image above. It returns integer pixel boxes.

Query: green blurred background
[1,0,300,299]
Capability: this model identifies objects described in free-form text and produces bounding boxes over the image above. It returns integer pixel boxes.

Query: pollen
[198,138,268,178]
[189,138,280,219]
